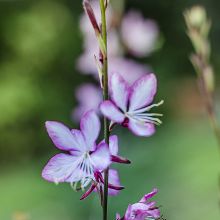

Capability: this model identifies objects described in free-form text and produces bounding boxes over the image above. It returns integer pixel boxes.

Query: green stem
[99,0,109,220]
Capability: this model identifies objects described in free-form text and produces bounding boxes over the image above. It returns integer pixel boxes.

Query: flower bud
[184,6,207,30]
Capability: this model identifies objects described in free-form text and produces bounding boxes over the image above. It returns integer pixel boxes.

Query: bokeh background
[0,0,220,219]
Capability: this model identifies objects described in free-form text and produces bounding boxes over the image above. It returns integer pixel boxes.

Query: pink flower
[100,73,163,137]
[72,84,102,122]
[121,10,159,57]
[116,188,161,220]
[42,110,111,188]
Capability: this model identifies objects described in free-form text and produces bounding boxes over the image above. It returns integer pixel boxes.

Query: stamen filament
[131,100,164,114]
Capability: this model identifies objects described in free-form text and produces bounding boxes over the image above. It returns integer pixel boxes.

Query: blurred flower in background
[72,83,102,122]
[121,10,159,57]
[74,0,161,123]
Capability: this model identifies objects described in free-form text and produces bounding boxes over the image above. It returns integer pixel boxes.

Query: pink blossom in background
[77,30,121,75]
[72,84,102,122]
[78,0,121,75]
[42,110,111,188]
[109,58,151,85]
[100,73,163,137]
[77,54,151,83]
[116,188,161,220]
[121,10,159,57]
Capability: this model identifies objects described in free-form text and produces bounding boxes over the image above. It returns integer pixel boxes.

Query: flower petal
[124,204,132,219]
[80,110,100,150]
[111,155,131,164]
[108,169,122,196]
[129,73,157,111]
[109,135,118,155]
[139,188,158,203]
[128,119,155,137]
[80,183,97,200]
[146,209,161,219]
[42,153,78,183]
[70,129,87,154]
[90,143,111,171]
[45,121,83,152]
[116,213,121,220]
[110,73,129,112]
[100,101,125,123]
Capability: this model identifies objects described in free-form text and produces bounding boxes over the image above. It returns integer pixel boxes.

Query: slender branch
[99,0,110,220]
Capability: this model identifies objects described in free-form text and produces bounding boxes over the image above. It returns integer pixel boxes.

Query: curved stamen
[131,100,164,114]
[135,113,163,117]
[131,115,162,126]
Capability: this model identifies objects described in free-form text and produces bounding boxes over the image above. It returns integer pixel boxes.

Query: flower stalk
[184,5,220,210]
[99,0,110,219]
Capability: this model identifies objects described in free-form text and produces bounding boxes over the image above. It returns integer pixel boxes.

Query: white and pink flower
[42,110,111,188]
[100,73,163,137]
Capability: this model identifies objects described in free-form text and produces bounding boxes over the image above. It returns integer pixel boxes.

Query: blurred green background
[0,0,219,219]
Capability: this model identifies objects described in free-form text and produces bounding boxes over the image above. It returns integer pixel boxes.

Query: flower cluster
[73,0,160,120]
[42,0,164,219]
[116,188,160,220]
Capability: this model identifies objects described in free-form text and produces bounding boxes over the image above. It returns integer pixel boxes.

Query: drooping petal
[110,73,129,112]
[128,119,155,137]
[100,101,125,123]
[45,121,83,152]
[80,182,97,200]
[109,135,118,155]
[42,153,78,183]
[108,169,122,196]
[99,136,130,164]
[80,110,100,150]
[90,143,111,171]
[111,155,131,164]
[129,74,157,112]
[139,188,158,203]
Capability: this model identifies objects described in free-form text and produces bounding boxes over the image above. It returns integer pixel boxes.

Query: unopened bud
[184,6,206,30]
[83,0,100,35]
[83,0,107,58]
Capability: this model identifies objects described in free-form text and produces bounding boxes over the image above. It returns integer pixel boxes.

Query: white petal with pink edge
[110,73,129,112]
[90,143,111,171]
[70,129,87,155]
[42,153,79,183]
[128,119,155,137]
[45,121,84,152]
[129,73,157,112]
[100,101,125,123]
[109,135,118,155]
[108,169,121,196]
[80,110,100,150]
